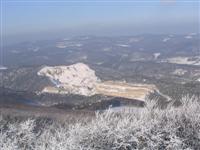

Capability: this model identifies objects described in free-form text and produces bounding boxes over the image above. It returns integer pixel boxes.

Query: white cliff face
[38,63,100,96]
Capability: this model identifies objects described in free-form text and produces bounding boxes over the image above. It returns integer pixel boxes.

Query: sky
[1,0,200,43]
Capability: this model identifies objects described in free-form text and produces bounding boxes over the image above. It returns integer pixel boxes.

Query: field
[95,81,157,101]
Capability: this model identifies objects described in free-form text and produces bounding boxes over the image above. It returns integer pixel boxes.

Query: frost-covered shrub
[0,118,37,150]
[56,96,199,150]
[0,96,200,150]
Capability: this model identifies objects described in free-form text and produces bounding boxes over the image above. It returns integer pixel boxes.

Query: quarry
[38,63,157,101]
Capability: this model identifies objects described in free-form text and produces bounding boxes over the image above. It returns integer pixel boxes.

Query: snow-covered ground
[166,56,200,66]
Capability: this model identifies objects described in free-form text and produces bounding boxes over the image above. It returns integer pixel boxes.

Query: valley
[1,34,200,112]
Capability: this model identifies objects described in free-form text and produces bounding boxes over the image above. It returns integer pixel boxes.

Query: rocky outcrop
[38,63,100,96]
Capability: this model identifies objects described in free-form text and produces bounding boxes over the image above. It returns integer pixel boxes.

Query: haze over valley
[1,33,200,110]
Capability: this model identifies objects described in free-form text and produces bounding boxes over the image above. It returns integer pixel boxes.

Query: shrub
[0,96,200,150]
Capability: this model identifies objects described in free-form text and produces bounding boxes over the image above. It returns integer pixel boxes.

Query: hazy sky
[1,0,200,42]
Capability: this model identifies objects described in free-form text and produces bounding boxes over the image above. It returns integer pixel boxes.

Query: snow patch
[96,62,103,65]
[33,47,40,52]
[184,35,193,39]
[153,53,161,59]
[56,41,82,48]
[0,66,7,70]
[189,33,197,36]
[162,38,171,42]
[11,50,20,54]
[172,69,187,76]
[103,47,112,52]
[166,56,200,66]
[116,44,130,48]
[129,38,141,43]
[56,42,67,48]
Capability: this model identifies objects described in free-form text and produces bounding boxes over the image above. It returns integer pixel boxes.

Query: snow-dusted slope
[38,63,100,96]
